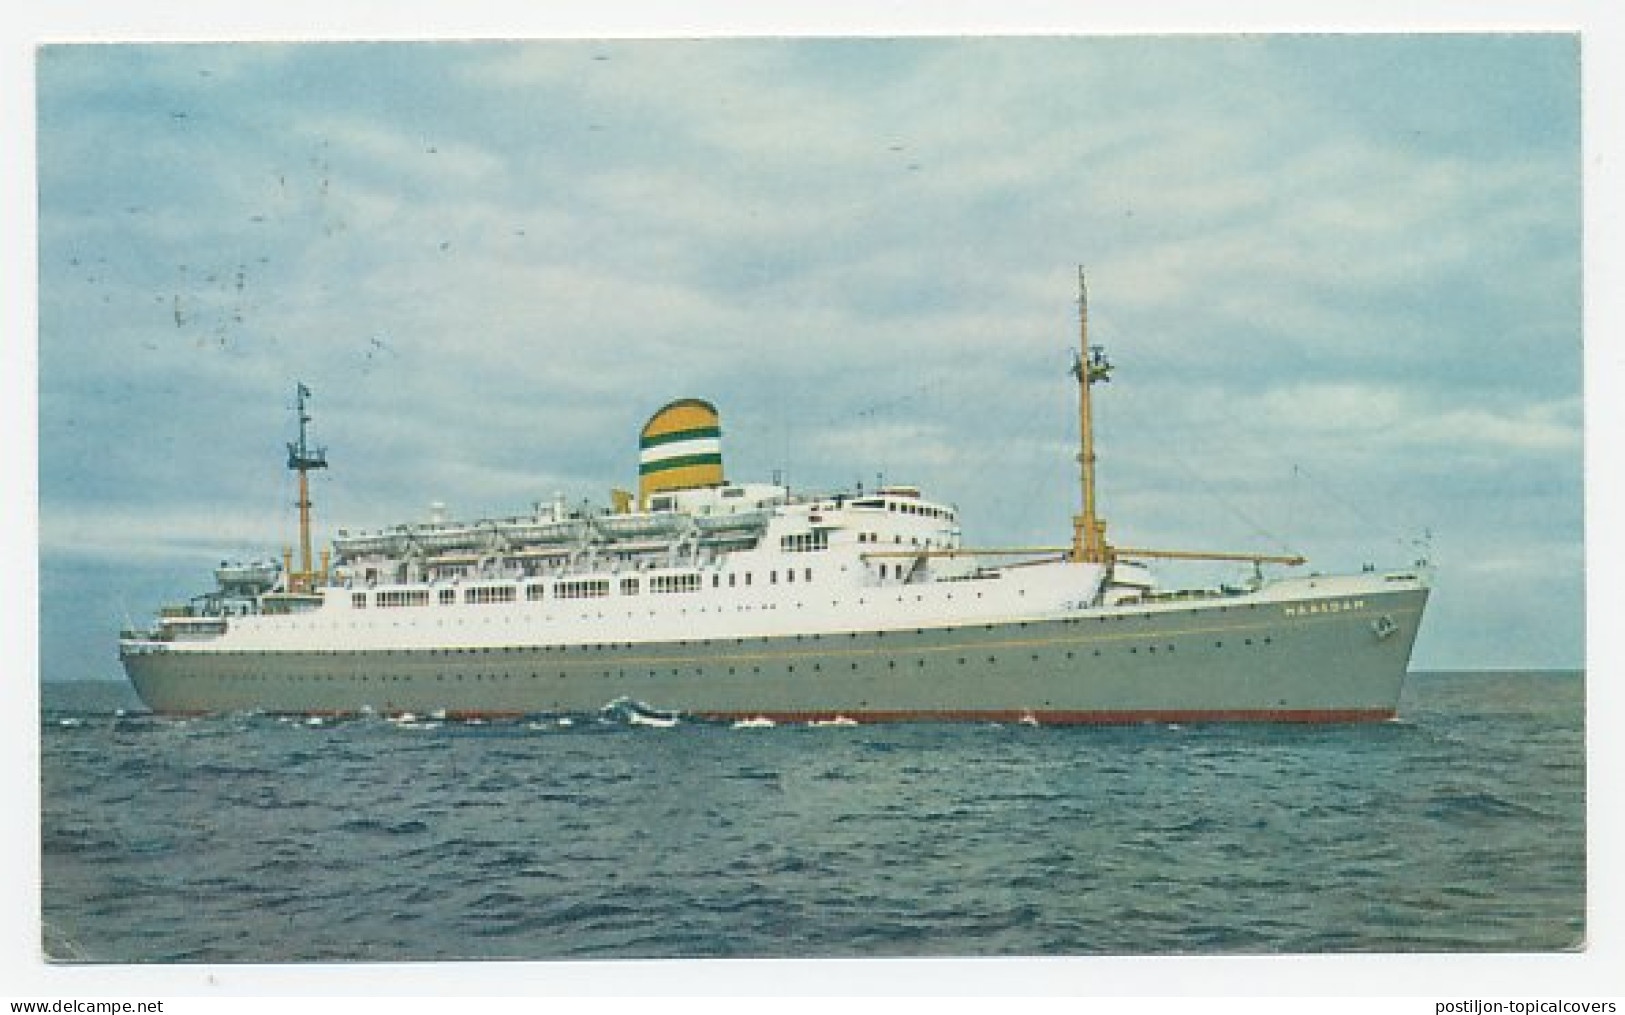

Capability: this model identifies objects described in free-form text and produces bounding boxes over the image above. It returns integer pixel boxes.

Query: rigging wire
[1113,327,1422,560]
[1103,388,1302,558]
[1287,460,1425,560]
[1085,327,1301,558]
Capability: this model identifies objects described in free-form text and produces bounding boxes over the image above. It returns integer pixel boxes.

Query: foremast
[285,382,329,593]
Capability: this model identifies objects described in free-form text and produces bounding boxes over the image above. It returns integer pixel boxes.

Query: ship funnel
[638,398,724,506]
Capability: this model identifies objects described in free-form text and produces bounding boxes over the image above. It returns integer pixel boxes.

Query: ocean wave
[38,671,1586,960]
[1423,788,1550,822]
[336,817,431,836]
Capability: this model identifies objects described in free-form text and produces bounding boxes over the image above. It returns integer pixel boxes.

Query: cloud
[1255,384,1581,453]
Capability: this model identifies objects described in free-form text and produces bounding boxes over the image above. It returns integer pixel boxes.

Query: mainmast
[1071,267,1113,565]
[1063,271,1305,572]
[888,272,1305,573]
[285,382,329,592]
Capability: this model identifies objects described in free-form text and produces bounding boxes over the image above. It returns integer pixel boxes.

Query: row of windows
[887,501,951,521]
[847,497,954,521]
[327,601,1292,642]
[209,627,1279,665]
[218,636,1282,686]
[556,580,611,600]
[348,569,822,609]
[854,532,942,547]
[650,574,703,594]
[781,531,829,553]
[362,586,521,608]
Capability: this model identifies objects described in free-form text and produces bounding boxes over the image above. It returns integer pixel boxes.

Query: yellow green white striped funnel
[638,398,724,505]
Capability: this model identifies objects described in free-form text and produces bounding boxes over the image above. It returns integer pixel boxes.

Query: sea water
[38,671,1584,962]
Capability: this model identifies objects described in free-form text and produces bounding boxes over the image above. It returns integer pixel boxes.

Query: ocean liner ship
[119,274,1431,722]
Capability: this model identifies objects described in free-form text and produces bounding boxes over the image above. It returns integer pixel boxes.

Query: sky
[26,30,1590,680]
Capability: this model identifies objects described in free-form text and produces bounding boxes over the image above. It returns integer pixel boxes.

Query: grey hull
[123,586,1427,722]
